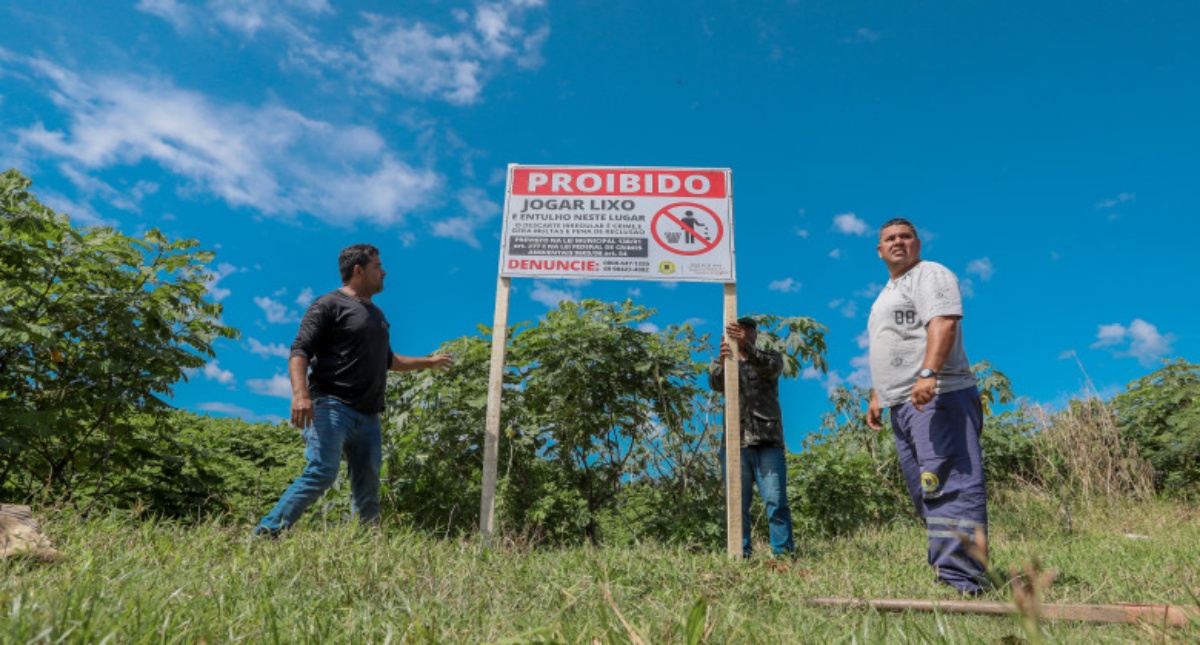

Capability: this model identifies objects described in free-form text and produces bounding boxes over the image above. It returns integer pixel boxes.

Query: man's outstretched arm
[389,353,454,372]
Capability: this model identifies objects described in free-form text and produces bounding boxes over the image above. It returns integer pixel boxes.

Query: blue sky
[2,1,1196,447]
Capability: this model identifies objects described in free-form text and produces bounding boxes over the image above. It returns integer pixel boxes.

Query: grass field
[3,492,1198,643]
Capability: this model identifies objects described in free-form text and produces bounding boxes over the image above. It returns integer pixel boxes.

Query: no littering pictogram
[650,202,724,256]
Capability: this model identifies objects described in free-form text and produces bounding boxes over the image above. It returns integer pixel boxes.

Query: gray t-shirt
[867,260,976,408]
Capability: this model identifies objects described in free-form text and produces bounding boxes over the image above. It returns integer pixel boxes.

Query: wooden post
[809,597,1200,627]
[479,276,511,539]
[722,283,742,558]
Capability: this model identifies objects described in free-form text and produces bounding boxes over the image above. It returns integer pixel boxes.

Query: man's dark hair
[879,218,918,238]
[339,244,380,284]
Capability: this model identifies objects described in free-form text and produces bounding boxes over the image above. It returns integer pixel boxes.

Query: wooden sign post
[481,164,742,557]
[478,275,511,538]
[722,283,742,558]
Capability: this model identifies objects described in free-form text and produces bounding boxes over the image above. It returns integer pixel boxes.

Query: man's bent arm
[922,316,961,373]
[912,315,961,409]
[745,346,783,380]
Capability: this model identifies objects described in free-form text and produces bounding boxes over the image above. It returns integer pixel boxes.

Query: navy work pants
[891,386,988,593]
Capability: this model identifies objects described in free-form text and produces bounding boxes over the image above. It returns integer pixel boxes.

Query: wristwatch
[917,367,937,379]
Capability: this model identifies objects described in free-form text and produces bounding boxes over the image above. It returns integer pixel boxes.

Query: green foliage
[102,411,305,521]
[1112,359,1200,498]
[744,313,828,378]
[794,385,909,536]
[504,300,715,544]
[383,300,739,545]
[0,169,238,504]
[981,408,1040,489]
[381,333,498,536]
[788,437,909,537]
[972,359,1015,416]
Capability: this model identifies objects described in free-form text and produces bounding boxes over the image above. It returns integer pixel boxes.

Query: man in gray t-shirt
[865,218,989,595]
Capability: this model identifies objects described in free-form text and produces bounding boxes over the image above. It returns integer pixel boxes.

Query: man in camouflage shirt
[710,316,794,557]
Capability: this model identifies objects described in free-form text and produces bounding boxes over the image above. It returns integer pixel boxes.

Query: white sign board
[499,165,735,282]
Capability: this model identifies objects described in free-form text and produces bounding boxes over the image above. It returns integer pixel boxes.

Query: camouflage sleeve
[708,359,724,392]
[746,347,783,380]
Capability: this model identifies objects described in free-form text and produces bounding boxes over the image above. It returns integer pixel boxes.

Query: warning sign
[498,165,735,282]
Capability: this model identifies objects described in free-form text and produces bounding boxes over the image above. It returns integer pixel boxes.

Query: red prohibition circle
[650,202,724,256]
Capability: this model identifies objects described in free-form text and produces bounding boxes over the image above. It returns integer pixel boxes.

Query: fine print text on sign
[499,165,735,282]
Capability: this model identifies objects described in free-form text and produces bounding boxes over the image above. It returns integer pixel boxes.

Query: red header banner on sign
[512,167,727,199]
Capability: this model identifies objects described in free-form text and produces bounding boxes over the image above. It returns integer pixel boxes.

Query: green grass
[3,493,1198,643]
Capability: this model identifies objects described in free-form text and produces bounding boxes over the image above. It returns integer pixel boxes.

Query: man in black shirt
[255,244,452,535]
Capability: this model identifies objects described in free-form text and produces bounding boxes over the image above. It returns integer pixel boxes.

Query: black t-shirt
[290,290,394,414]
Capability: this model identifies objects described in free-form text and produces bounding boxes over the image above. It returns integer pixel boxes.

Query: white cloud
[828,248,841,259]
[255,296,300,324]
[960,278,976,299]
[135,0,195,30]
[820,370,845,395]
[294,287,315,307]
[1090,319,1175,366]
[768,277,802,293]
[212,0,333,37]
[139,0,333,36]
[204,262,241,302]
[1127,320,1175,365]
[529,280,579,308]
[833,212,869,236]
[248,338,291,359]
[637,322,660,333]
[855,330,870,350]
[966,257,995,281]
[202,360,236,385]
[627,287,641,298]
[12,56,442,227]
[36,191,113,227]
[847,352,872,389]
[195,401,257,417]
[1095,192,1135,209]
[1092,323,1127,348]
[430,186,501,247]
[828,298,858,318]
[794,228,809,238]
[280,1,553,106]
[247,373,293,399]
[842,27,881,44]
[855,282,883,299]
[805,350,872,395]
[57,164,156,213]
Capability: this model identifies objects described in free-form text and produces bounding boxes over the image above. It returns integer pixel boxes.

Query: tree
[745,313,829,378]
[508,300,710,543]
[0,169,237,505]
[1112,359,1200,498]
[381,332,501,535]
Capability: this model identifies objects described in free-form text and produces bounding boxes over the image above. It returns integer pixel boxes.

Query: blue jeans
[256,397,382,533]
[723,444,795,556]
